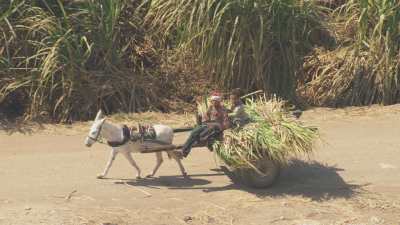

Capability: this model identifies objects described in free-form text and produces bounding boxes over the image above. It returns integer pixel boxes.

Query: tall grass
[146,0,328,100]
[0,0,173,122]
[300,0,400,106]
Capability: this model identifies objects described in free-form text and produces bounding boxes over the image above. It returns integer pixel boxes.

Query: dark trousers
[182,125,208,156]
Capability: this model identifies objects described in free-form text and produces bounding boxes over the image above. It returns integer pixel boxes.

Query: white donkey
[84,110,187,179]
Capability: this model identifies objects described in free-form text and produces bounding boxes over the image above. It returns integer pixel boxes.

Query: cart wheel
[234,157,280,188]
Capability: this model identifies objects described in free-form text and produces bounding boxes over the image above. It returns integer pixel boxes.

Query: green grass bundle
[213,95,318,169]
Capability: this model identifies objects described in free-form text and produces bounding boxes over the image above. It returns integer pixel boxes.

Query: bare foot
[96,174,105,179]
[146,174,154,178]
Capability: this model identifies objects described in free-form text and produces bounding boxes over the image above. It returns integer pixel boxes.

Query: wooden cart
[139,128,280,189]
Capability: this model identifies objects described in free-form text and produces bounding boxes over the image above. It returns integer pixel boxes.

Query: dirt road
[1,106,400,225]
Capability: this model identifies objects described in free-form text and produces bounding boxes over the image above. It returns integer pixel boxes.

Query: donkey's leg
[147,152,163,178]
[122,152,142,179]
[170,152,188,177]
[97,149,118,179]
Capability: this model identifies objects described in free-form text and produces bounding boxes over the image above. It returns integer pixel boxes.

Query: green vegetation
[0,0,172,121]
[1,0,400,121]
[147,0,326,99]
[213,96,318,168]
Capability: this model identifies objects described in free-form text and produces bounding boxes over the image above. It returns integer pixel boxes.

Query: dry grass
[0,111,195,135]
[0,0,193,122]
[300,0,400,106]
[147,0,328,99]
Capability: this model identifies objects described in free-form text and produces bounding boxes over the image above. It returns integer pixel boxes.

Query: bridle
[87,120,105,144]
[87,121,132,147]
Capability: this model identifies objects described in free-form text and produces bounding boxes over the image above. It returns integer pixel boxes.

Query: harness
[88,123,157,147]
[137,123,156,142]
[107,125,131,147]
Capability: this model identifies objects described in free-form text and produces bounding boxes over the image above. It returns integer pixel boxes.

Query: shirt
[229,101,250,125]
[203,105,230,130]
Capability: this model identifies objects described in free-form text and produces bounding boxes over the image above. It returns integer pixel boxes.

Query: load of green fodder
[204,95,318,169]
[300,0,400,106]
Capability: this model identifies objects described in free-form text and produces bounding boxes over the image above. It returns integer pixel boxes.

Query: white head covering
[210,91,222,102]
[210,95,221,101]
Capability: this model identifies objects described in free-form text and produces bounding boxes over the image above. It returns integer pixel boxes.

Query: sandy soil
[0,106,400,225]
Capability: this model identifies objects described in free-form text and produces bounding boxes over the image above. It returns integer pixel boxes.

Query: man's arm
[203,107,211,122]
[222,109,230,130]
[228,106,239,118]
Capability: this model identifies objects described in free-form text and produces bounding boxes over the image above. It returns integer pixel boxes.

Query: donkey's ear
[99,118,106,124]
[95,110,103,120]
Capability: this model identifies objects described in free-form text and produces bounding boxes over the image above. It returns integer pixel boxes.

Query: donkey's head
[85,110,106,147]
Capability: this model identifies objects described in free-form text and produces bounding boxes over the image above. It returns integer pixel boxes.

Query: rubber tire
[233,157,280,188]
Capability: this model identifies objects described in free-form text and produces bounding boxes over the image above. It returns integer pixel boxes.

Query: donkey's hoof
[136,176,142,180]
[96,174,105,179]
[182,172,189,179]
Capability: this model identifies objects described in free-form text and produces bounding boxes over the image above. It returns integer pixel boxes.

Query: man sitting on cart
[182,91,230,158]
[228,88,250,127]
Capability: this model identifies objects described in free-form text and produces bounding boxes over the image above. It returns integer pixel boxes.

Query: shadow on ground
[259,159,367,201]
[114,172,222,189]
[117,160,367,201]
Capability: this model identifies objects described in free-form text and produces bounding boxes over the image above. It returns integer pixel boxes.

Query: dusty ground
[0,106,400,225]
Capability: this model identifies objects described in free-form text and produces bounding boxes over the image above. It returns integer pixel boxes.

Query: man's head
[210,91,222,107]
[230,88,241,105]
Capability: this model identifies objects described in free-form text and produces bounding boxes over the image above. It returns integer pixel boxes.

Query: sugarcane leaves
[214,95,318,169]
[302,0,400,106]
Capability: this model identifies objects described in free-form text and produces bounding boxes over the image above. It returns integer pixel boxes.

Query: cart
[139,127,280,189]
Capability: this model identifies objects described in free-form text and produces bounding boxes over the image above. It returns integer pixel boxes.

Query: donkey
[84,110,187,179]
